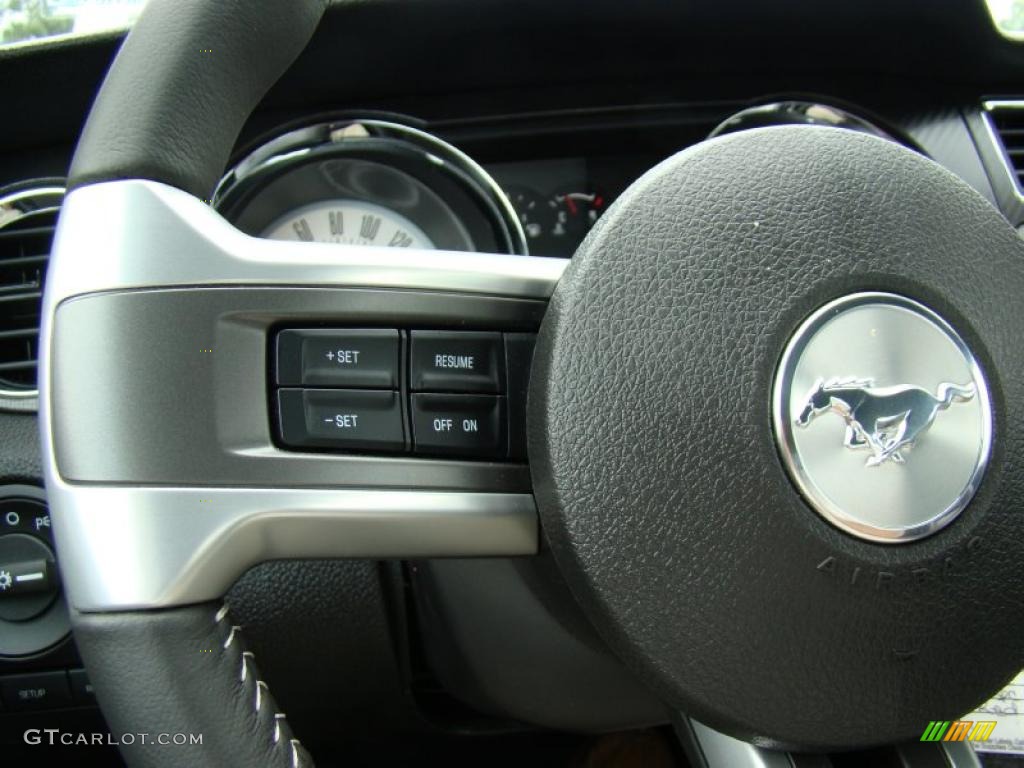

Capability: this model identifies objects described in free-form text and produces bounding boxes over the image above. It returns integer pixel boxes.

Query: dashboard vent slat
[0,358,39,373]
[0,327,42,341]
[0,185,64,394]
[984,102,1024,197]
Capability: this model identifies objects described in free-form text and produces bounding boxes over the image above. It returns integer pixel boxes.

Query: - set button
[276,329,399,388]
[411,394,505,458]
[410,331,503,393]
[278,389,405,451]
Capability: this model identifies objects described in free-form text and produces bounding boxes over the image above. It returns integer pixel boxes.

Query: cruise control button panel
[276,329,399,388]
[410,331,503,393]
[278,389,405,451]
[270,328,533,460]
[412,395,505,457]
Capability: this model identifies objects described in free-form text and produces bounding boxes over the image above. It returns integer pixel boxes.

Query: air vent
[983,101,1024,196]
[0,184,64,395]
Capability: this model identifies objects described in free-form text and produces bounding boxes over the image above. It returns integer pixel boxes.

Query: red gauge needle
[564,195,578,215]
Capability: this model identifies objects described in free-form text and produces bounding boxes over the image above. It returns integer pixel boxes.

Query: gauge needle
[564,195,578,215]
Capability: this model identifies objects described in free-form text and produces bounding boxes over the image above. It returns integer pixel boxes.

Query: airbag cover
[527,126,1024,749]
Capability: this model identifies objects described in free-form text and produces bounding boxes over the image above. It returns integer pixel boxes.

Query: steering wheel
[42,0,1024,765]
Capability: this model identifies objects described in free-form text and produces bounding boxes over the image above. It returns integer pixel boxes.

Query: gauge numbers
[552,191,605,241]
[509,188,606,257]
[262,200,436,249]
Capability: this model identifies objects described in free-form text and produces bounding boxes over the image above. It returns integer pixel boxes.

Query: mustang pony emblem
[795,377,976,467]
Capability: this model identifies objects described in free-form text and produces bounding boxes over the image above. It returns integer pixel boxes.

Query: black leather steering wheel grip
[69,0,328,199]
[59,1,327,766]
[74,602,312,768]
[528,126,1024,749]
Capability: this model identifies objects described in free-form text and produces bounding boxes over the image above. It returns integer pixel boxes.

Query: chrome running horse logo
[795,378,976,467]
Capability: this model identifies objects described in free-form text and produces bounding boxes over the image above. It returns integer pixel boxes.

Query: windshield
[4,1,1024,49]
[987,0,1024,38]
[1,0,145,48]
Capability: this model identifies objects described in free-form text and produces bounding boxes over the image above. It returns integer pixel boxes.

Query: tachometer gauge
[507,186,607,257]
[214,119,526,255]
[550,191,606,243]
[263,200,436,248]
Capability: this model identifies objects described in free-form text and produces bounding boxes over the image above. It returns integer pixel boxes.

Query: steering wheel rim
[50,1,326,766]
[43,0,1024,764]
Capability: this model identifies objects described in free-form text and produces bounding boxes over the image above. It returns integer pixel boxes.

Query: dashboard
[216,122,674,259]
[208,100,935,262]
[211,115,685,259]
[2,0,1024,762]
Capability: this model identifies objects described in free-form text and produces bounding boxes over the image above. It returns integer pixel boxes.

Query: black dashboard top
[2,0,1023,180]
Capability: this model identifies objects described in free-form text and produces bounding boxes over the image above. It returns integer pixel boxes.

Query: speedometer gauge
[214,119,526,255]
[263,200,436,248]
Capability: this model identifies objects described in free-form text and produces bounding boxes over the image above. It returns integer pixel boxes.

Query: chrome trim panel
[40,179,565,611]
[939,742,983,768]
[0,184,64,228]
[710,101,895,144]
[678,720,793,768]
[47,180,565,305]
[0,392,41,412]
[47,481,538,611]
[981,100,1024,202]
[679,717,985,767]
[891,740,984,768]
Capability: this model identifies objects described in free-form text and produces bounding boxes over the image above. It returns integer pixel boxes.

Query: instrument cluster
[216,103,904,260]
[214,119,648,259]
[484,155,653,258]
[214,120,528,257]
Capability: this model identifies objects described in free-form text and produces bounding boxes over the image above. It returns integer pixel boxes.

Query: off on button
[411,394,505,458]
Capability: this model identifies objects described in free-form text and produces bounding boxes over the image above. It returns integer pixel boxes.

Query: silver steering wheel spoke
[41,179,567,612]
